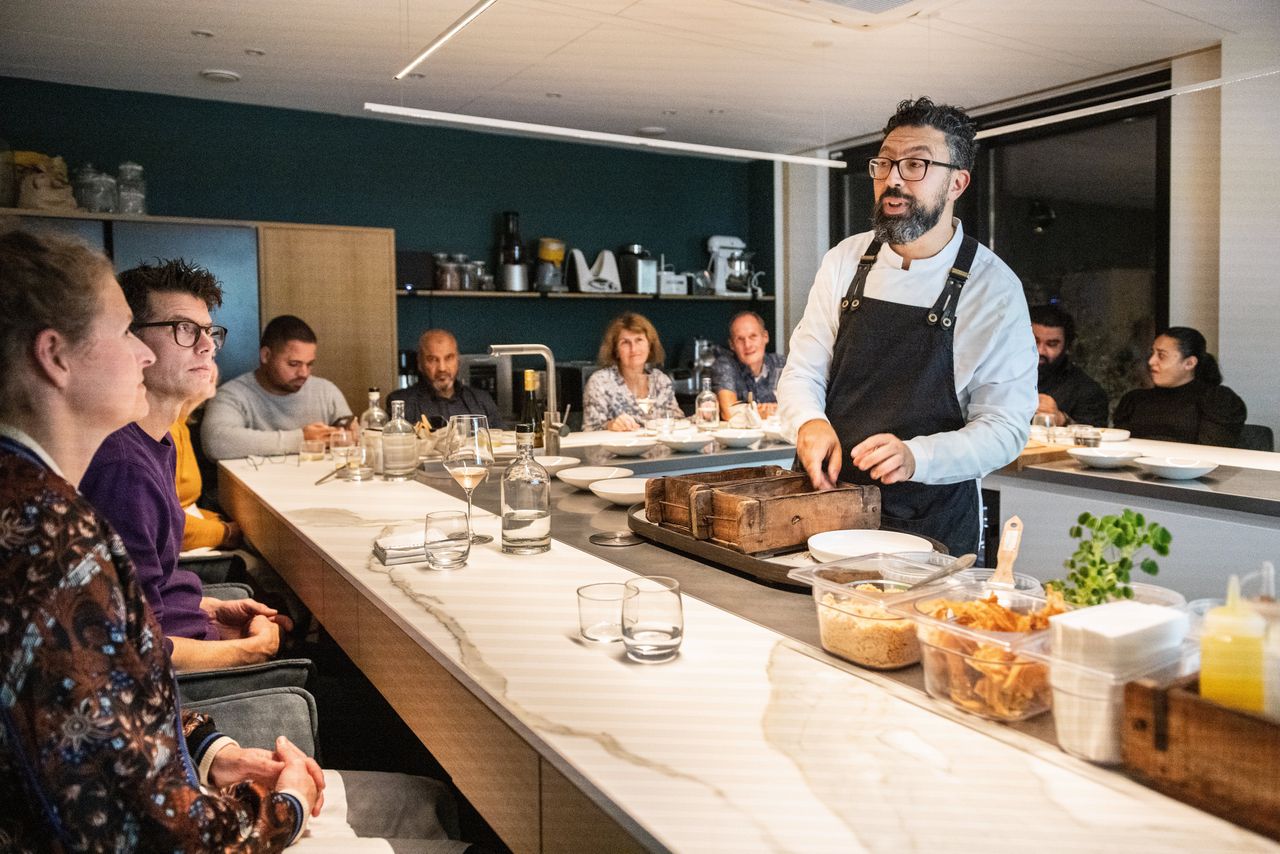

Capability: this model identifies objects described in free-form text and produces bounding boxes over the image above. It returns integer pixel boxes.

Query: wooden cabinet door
[257,223,397,411]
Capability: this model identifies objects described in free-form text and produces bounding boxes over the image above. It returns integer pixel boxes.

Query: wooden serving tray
[1124,674,1280,841]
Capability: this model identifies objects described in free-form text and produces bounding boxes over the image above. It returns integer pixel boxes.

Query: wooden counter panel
[321,566,361,664]
[540,759,649,854]
[357,598,541,854]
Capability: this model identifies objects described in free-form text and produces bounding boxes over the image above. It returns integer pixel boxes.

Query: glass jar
[116,161,146,214]
[436,262,461,291]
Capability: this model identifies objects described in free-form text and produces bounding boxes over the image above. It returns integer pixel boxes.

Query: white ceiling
[1,0,1275,155]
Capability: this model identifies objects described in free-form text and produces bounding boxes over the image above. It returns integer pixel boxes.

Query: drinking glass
[424,510,470,569]
[329,430,356,476]
[300,439,327,462]
[635,397,654,424]
[622,576,683,663]
[576,583,627,643]
[443,414,495,545]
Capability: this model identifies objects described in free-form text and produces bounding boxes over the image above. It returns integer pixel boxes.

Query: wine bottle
[518,369,543,448]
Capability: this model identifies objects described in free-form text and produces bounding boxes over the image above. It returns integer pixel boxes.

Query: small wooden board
[1123,674,1280,841]
[1002,440,1071,472]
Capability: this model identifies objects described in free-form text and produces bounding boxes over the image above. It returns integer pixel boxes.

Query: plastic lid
[1203,575,1266,638]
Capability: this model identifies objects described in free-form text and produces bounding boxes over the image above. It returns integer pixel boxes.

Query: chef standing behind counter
[778,97,1037,556]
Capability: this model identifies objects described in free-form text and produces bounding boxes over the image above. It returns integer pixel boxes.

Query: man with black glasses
[82,260,290,672]
[778,97,1037,556]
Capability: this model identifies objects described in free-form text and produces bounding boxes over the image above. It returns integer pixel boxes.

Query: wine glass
[329,429,355,477]
[443,414,495,545]
[635,397,654,429]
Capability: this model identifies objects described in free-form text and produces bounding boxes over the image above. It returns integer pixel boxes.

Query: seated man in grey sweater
[202,314,352,460]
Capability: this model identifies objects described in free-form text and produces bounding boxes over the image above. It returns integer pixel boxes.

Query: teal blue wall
[1,75,775,363]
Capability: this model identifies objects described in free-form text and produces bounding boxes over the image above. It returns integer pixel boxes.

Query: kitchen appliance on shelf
[567,248,621,292]
[706,235,759,297]
[617,243,658,294]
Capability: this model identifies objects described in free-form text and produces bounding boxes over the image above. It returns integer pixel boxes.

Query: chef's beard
[1038,351,1067,383]
[872,183,949,245]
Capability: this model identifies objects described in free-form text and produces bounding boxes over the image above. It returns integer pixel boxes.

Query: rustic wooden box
[1123,674,1280,841]
[644,465,801,536]
[704,479,880,556]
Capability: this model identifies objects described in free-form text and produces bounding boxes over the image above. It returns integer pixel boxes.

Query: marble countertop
[223,457,1278,852]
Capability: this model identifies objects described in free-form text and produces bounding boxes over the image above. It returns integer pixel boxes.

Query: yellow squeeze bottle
[1199,575,1266,713]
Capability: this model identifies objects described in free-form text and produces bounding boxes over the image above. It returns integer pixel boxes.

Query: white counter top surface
[225,458,1278,852]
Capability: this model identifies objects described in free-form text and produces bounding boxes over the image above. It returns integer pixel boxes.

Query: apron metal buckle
[927,312,938,324]
[942,316,953,328]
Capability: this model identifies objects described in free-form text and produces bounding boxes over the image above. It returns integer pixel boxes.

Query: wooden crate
[1123,674,1280,841]
[644,465,801,536]
[1002,440,1071,471]
[704,479,880,555]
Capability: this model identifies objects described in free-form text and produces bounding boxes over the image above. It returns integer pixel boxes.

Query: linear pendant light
[363,102,846,168]
[394,0,499,80]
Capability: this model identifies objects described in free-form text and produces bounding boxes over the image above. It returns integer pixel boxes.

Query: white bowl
[1134,456,1217,480]
[532,455,580,475]
[601,438,659,457]
[657,433,712,453]
[1099,428,1131,442]
[712,428,765,448]
[556,466,634,490]
[1068,447,1143,469]
[589,477,649,506]
[807,529,934,563]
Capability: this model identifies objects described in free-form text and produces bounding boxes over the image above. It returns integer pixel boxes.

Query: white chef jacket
[777,220,1037,485]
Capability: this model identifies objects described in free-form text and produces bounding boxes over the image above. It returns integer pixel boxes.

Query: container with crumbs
[788,567,922,670]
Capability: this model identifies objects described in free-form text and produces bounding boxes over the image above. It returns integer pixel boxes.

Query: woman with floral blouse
[583,312,685,431]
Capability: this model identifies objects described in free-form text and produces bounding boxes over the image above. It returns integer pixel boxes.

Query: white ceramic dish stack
[533,455,580,475]
[556,466,633,490]
[656,433,712,453]
[1067,447,1143,469]
[711,428,765,449]
[1099,428,1130,442]
[807,530,934,563]
[1134,456,1217,480]
[601,438,659,457]
[588,477,649,506]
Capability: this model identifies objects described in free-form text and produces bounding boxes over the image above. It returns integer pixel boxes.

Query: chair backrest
[1238,424,1275,452]
[186,685,320,757]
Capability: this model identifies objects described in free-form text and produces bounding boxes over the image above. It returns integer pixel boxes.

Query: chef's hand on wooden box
[796,419,843,490]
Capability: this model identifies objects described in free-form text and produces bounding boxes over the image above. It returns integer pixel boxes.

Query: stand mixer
[706,235,755,296]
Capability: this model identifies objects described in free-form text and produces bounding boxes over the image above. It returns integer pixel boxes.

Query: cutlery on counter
[905,552,978,591]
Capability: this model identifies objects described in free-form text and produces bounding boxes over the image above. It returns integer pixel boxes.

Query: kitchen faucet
[488,344,563,454]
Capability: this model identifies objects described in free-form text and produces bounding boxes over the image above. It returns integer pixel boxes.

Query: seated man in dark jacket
[1030,304,1109,427]
[389,328,505,429]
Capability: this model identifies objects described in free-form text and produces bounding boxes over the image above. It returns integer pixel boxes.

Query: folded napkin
[373,530,427,566]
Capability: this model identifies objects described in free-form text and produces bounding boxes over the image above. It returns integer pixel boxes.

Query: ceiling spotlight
[191,29,214,38]
[635,126,667,137]
[199,69,241,83]
[244,48,266,57]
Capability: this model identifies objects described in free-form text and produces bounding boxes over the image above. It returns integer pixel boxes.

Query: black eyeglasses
[867,157,960,182]
[132,320,228,351]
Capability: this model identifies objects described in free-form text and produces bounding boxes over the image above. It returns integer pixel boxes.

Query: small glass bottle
[359,388,388,475]
[695,376,718,429]
[500,424,550,554]
[382,399,419,480]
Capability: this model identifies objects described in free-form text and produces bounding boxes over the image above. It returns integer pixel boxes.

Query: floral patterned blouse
[0,440,301,852]
[582,366,685,431]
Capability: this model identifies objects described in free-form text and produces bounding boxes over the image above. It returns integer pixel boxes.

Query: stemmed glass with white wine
[443,414,495,545]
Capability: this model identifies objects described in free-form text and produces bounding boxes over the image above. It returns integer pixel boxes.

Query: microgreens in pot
[1047,510,1172,607]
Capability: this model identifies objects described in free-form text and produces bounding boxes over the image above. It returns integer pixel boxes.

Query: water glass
[576,583,627,643]
[300,439,327,462]
[424,510,470,569]
[622,576,683,663]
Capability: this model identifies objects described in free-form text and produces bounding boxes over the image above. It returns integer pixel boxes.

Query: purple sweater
[81,422,215,644]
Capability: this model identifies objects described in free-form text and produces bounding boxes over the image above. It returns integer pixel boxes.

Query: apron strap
[925,234,980,329]
[839,240,882,313]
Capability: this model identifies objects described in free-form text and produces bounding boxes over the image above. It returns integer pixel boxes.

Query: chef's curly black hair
[882,97,978,172]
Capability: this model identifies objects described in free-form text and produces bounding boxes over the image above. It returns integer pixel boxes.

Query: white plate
[601,438,659,457]
[1135,456,1217,480]
[589,477,649,506]
[656,434,712,453]
[1100,428,1131,442]
[1067,447,1143,469]
[807,529,934,563]
[556,466,634,490]
[711,428,765,448]
[532,455,579,475]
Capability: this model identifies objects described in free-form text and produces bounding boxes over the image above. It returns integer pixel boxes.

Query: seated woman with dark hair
[1112,326,1247,446]
[583,311,685,431]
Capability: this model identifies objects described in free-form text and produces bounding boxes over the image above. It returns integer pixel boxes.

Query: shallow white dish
[807,529,934,562]
[712,428,765,448]
[532,455,579,475]
[1068,447,1143,469]
[601,438,659,457]
[589,477,649,506]
[656,433,712,453]
[556,466,633,490]
[1134,456,1217,480]
[1100,428,1131,442]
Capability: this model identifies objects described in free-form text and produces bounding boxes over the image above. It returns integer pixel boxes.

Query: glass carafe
[500,424,550,554]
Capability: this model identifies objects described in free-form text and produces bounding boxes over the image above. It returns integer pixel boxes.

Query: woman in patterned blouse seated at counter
[1112,326,1247,447]
[583,311,685,431]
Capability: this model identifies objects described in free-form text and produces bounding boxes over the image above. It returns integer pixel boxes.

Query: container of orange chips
[906,582,1068,722]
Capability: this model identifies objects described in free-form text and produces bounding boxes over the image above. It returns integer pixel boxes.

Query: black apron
[824,236,981,557]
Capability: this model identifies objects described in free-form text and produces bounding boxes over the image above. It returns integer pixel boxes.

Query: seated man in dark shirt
[711,311,786,420]
[1030,304,1109,427]
[389,328,504,429]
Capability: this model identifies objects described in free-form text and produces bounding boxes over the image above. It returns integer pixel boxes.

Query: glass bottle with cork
[695,377,718,429]
[500,423,550,554]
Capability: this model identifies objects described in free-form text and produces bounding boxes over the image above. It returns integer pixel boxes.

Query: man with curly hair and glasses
[779,97,1037,557]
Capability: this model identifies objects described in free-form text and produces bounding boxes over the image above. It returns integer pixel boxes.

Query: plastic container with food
[788,568,922,670]
[875,551,1043,593]
[907,582,1066,722]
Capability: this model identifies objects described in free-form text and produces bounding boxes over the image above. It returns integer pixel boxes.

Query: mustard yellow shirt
[171,418,229,550]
